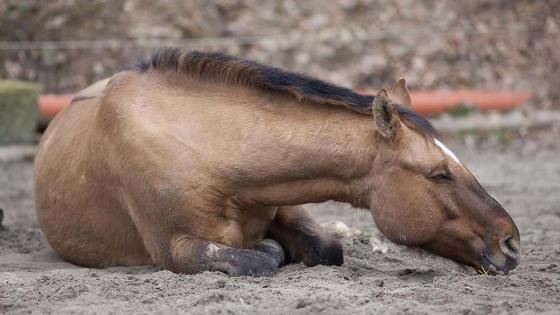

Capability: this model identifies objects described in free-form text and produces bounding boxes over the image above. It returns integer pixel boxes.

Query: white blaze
[434,138,460,163]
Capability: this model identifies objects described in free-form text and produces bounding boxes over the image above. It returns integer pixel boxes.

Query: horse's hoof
[228,247,284,277]
[253,238,286,267]
[303,236,344,267]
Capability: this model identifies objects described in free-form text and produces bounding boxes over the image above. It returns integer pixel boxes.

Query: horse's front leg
[170,235,285,276]
[267,206,343,266]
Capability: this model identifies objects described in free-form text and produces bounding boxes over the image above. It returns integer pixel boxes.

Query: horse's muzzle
[499,235,520,261]
[480,235,520,275]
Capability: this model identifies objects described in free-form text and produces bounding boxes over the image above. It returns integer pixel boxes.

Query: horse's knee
[303,236,344,267]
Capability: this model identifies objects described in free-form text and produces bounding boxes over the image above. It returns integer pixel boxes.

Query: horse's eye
[428,171,453,182]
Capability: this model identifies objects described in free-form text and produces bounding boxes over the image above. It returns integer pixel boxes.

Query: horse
[34,49,520,276]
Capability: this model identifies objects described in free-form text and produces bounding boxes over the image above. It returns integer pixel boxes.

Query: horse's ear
[373,89,401,140]
[389,78,412,107]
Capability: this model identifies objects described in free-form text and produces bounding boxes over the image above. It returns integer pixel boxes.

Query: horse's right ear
[373,89,401,140]
[389,78,412,107]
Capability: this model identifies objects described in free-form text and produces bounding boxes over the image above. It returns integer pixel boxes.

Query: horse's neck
[236,95,377,208]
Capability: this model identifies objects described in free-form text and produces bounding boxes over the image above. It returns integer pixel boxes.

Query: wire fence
[0,37,255,50]
[1,27,557,51]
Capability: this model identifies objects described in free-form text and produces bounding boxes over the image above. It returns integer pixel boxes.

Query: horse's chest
[240,206,279,248]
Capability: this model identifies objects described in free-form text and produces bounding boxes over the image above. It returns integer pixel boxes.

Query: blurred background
[1,0,559,148]
[0,0,558,98]
[0,0,556,94]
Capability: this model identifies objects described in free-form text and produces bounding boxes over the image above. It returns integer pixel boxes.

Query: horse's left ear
[373,89,402,140]
[389,78,412,107]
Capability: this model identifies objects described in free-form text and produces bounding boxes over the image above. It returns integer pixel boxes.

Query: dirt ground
[0,143,559,314]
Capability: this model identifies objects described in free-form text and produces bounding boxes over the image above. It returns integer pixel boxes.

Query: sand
[1,145,559,314]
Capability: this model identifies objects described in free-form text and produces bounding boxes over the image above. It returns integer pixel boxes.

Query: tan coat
[34,49,520,276]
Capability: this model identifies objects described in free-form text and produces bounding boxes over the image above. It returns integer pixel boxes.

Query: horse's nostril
[499,235,519,260]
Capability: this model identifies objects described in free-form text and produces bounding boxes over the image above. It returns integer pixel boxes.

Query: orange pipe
[38,90,533,119]
[39,94,74,119]
[410,90,533,116]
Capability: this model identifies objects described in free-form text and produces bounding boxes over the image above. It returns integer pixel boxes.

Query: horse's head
[368,79,520,275]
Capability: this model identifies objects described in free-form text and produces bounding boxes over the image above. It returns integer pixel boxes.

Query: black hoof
[303,237,344,267]
[228,239,286,277]
[253,239,286,267]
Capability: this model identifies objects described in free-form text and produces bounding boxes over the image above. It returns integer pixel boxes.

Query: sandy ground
[0,144,559,314]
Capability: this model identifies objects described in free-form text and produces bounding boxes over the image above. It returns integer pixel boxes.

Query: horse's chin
[477,254,515,275]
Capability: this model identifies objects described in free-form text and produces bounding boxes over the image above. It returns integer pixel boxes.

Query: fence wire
[1,27,557,51]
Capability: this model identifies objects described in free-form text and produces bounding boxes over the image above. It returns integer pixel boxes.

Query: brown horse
[34,49,520,276]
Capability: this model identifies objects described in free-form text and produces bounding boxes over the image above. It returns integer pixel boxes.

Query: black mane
[129,48,437,138]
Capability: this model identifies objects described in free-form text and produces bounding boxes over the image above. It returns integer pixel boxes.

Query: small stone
[216,279,226,288]
[90,272,99,278]
[398,269,414,276]
[296,299,311,309]
[370,237,388,254]
[320,221,361,239]
[374,279,384,287]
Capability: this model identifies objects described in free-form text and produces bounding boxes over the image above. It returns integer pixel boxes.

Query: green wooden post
[0,80,40,144]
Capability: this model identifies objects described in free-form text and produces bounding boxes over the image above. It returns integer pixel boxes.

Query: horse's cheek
[370,202,442,246]
[370,206,409,244]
